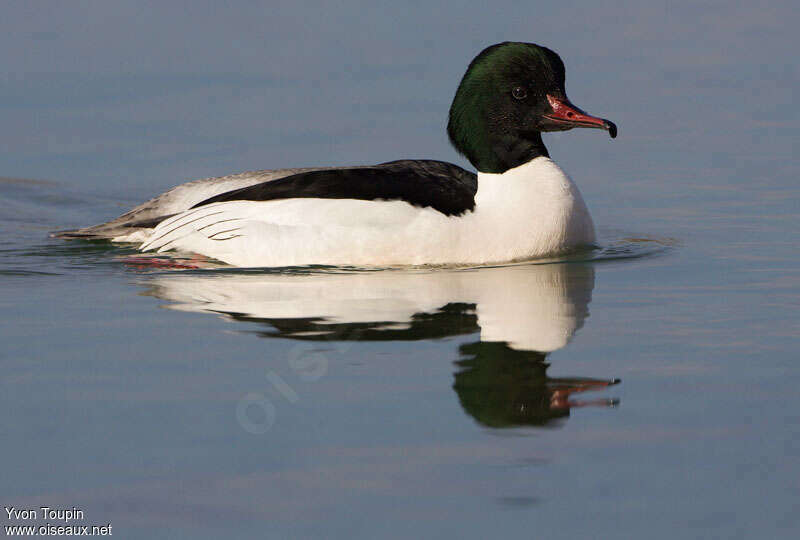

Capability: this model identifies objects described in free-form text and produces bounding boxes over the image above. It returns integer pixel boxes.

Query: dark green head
[447,42,616,173]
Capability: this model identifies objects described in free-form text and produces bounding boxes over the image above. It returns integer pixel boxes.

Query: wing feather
[140,204,244,252]
[191,160,477,217]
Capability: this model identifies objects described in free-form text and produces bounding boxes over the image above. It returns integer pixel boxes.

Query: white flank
[138,157,595,267]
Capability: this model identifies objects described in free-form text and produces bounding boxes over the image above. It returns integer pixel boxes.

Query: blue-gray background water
[1,1,798,538]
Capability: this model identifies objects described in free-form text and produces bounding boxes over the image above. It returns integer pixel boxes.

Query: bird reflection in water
[454,341,618,428]
[140,261,619,429]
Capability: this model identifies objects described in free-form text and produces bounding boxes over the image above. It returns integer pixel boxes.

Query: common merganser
[56,42,617,267]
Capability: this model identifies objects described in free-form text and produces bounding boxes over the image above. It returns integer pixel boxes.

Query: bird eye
[512,86,528,100]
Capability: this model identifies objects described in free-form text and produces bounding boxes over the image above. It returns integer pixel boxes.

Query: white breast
[466,157,596,262]
[136,157,595,267]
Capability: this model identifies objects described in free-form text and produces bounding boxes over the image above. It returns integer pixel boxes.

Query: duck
[56,42,617,267]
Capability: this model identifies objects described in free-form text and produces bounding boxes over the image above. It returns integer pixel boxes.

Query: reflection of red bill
[549,377,621,409]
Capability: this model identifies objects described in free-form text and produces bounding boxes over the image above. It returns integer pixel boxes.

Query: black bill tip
[604,120,618,139]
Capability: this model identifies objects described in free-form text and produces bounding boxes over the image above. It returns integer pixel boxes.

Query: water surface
[2,2,799,539]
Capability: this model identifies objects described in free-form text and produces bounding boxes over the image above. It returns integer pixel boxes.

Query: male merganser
[56,42,617,267]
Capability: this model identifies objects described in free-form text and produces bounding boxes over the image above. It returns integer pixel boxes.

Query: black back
[191,160,478,217]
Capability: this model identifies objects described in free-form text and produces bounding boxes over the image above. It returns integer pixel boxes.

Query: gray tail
[51,215,176,240]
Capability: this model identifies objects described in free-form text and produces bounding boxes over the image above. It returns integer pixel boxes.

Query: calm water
[2,2,799,539]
